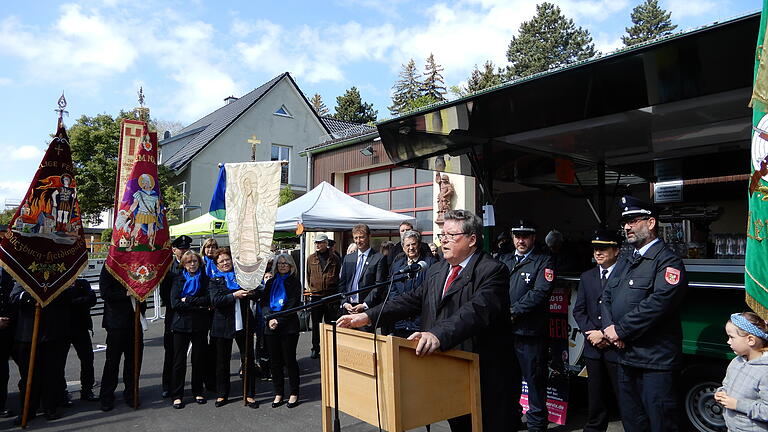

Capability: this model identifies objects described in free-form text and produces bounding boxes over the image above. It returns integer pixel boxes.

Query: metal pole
[597,160,607,228]
[243,298,249,406]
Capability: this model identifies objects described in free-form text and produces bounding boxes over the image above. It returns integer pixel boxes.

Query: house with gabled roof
[159,72,363,221]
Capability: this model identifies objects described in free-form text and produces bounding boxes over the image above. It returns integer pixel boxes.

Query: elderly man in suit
[573,229,623,432]
[338,209,515,432]
[339,224,387,314]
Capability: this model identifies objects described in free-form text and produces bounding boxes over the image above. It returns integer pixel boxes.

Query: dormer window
[274,105,292,118]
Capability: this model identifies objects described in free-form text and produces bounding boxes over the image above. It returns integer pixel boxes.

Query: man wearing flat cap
[573,229,623,431]
[158,235,192,397]
[499,219,556,431]
[601,196,688,432]
[305,233,340,359]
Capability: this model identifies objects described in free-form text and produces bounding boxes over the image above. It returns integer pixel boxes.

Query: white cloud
[10,145,44,161]
[0,77,11,86]
[0,180,30,203]
[667,0,717,19]
[0,5,137,80]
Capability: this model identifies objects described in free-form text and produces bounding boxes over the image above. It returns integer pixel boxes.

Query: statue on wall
[435,172,455,224]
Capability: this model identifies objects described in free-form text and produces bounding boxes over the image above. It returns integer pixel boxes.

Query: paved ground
[0,316,624,431]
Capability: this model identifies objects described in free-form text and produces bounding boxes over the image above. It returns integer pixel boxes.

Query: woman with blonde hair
[200,238,220,278]
[261,253,302,408]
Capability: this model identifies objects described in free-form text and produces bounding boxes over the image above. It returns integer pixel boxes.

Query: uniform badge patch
[665,267,681,285]
[544,268,554,282]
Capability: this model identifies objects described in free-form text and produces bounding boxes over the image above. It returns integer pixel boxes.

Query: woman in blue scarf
[170,251,211,409]
[261,253,302,408]
[209,247,259,408]
[201,238,219,277]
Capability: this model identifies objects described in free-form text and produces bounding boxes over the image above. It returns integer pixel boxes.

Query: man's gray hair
[444,209,483,241]
[401,230,421,243]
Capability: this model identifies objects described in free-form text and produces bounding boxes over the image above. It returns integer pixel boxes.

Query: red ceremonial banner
[105,119,171,301]
[0,120,87,307]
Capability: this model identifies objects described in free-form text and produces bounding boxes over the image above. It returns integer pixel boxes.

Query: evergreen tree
[309,93,329,116]
[622,0,677,46]
[332,87,378,124]
[422,53,447,102]
[389,59,422,115]
[468,61,504,93]
[505,2,596,79]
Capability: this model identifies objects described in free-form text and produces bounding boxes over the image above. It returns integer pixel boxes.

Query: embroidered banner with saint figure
[0,120,87,306]
[105,119,171,301]
[225,162,281,290]
[747,0,768,319]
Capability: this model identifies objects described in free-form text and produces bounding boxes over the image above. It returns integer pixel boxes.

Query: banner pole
[21,303,41,429]
[133,306,140,409]
[243,298,249,406]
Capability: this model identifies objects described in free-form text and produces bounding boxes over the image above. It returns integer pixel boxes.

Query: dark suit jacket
[384,254,437,332]
[171,272,211,333]
[70,278,96,331]
[209,276,255,339]
[11,283,71,343]
[573,265,621,362]
[100,265,146,330]
[366,251,515,431]
[261,273,302,335]
[338,248,387,307]
[159,259,182,307]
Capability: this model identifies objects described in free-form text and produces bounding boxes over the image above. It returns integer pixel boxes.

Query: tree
[505,2,596,79]
[278,184,297,206]
[68,112,183,225]
[153,119,184,139]
[0,208,15,226]
[622,0,677,46]
[389,59,423,116]
[452,61,504,97]
[309,93,329,116]
[422,53,447,102]
[332,87,378,124]
[402,95,440,112]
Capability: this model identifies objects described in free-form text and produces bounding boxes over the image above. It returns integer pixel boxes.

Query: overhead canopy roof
[377,13,758,188]
[275,181,415,231]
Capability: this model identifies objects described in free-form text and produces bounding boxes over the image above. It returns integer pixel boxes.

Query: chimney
[224,96,238,105]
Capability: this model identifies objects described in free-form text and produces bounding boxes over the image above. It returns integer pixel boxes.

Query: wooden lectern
[320,324,482,431]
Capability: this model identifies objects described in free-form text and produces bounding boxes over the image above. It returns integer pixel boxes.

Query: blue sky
[0,0,761,208]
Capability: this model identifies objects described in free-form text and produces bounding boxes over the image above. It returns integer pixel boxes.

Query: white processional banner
[225,161,282,290]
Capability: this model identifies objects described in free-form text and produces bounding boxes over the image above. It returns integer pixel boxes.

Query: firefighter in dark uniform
[601,196,689,432]
[68,277,98,401]
[159,235,192,398]
[499,219,556,431]
[573,229,623,432]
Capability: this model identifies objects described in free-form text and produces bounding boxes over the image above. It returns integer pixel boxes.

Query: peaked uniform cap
[620,195,657,219]
[171,235,193,249]
[591,229,622,247]
[510,219,537,234]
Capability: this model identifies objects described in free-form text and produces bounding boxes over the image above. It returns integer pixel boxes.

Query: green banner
[746,0,768,319]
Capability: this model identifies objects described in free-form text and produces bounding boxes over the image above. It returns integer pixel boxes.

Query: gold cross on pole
[247,134,261,162]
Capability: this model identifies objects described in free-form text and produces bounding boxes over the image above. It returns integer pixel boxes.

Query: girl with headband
[715,312,768,430]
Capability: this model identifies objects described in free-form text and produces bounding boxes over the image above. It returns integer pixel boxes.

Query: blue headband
[731,313,768,340]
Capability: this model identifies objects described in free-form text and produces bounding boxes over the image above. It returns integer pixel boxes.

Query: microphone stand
[265,274,414,432]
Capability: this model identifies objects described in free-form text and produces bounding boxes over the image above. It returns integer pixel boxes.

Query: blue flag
[209,165,226,219]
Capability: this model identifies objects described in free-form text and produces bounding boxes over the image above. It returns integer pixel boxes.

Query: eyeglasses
[277,261,290,266]
[438,232,468,242]
[622,217,649,228]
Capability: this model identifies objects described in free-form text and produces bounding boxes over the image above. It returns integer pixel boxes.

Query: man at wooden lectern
[338,209,516,431]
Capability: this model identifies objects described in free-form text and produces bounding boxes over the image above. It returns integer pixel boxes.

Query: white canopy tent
[274,181,415,232]
[275,181,416,282]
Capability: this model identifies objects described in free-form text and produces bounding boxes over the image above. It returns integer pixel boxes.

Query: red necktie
[442,265,462,297]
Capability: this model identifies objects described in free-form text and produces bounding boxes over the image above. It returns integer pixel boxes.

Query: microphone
[394,260,428,275]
